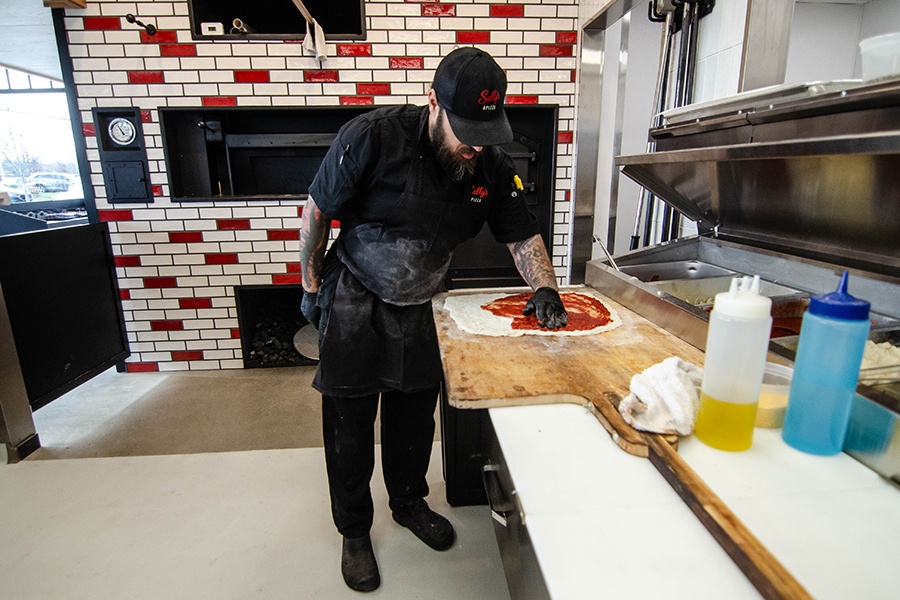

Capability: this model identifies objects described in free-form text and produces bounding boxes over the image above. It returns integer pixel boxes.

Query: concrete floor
[0,366,511,599]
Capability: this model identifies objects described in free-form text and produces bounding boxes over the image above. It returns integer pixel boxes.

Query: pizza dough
[443,291,622,337]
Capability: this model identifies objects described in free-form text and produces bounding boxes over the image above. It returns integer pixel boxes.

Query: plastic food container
[859,330,900,401]
[859,32,900,81]
[756,363,793,428]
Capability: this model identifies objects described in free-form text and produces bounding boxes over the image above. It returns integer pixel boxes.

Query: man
[298,47,567,592]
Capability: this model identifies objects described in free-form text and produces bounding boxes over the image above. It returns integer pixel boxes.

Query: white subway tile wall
[61,0,579,371]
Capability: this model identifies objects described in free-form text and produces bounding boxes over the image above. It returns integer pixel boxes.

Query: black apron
[312,138,489,397]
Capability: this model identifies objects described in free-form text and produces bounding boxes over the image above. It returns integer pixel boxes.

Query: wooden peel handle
[583,392,678,458]
[644,434,812,600]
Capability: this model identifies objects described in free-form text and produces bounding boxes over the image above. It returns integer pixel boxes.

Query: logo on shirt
[470,185,489,203]
[478,90,500,110]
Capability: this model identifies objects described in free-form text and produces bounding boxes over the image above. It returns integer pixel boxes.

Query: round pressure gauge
[108,117,137,146]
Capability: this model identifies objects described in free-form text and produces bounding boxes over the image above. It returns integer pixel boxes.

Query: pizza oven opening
[160,105,559,290]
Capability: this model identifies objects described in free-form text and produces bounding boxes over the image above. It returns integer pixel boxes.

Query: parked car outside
[27,172,72,193]
[0,181,27,203]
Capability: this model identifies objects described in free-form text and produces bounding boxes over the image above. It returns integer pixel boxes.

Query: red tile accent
[540,44,573,57]
[490,5,524,17]
[558,131,573,144]
[356,83,391,96]
[305,70,340,83]
[338,44,372,57]
[127,362,160,372]
[231,328,241,339]
[273,273,302,285]
[114,255,141,267]
[144,277,178,288]
[268,229,300,241]
[160,44,197,57]
[457,31,490,44]
[84,17,121,30]
[297,206,304,216]
[120,289,131,301]
[142,30,178,44]
[205,253,239,265]
[234,70,270,83]
[128,70,164,84]
[565,189,571,201]
[557,31,578,44]
[140,110,153,123]
[571,69,577,82]
[216,219,251,230]
[82,123,95,137]
[390,57,424,70]
[169,231,204,243]
[202,96,238,107]
[287,262,302,273]
[506,95,539,104]
[172,350,204,361]
[422,4,456,17]
[150,320,184,331]
[331,220,341,229]
[98,209,134,221]
[341,96,375,106]
[179,297,213,309]
[152,185,163,197]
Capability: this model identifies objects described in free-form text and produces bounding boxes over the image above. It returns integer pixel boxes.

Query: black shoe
[341,534,380,592]
[392,504,456,551]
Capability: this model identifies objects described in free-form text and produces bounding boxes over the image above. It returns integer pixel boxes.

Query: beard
[430,109,479,183]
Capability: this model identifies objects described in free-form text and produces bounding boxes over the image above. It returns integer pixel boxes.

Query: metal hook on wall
[125,14,157,36]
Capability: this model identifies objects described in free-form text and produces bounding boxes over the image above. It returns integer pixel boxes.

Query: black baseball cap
[432,47,513,147]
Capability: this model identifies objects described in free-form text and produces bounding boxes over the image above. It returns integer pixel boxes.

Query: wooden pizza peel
[434,285,813,600]
[433,285,701,456]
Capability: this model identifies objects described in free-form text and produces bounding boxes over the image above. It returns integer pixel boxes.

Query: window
[0,66,84,206]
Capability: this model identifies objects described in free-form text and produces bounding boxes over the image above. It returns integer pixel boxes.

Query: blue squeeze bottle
[782,271,870,455]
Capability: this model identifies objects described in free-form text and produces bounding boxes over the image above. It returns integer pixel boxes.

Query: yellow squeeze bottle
[694,275,773,451]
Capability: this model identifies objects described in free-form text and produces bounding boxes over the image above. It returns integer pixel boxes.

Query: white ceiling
[0,0,62,81]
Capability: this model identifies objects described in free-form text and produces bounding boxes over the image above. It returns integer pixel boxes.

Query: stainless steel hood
[603,78,900,487]
[616,78,900,276]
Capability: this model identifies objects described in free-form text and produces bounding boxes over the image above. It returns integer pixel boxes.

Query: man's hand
[301,290,322,329]
[523,287,568,330]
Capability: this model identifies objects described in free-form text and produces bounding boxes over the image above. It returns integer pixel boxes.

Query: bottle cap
[808,271,870,321]
[713,275,773,319]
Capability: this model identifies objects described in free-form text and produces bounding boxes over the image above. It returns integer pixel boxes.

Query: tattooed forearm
[299,195,332,293]
[507,234,558,291]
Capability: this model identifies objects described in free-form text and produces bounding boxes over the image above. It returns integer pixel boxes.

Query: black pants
[322,386,440,538]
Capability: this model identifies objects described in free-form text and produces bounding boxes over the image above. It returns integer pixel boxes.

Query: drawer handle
[482,463,516,528]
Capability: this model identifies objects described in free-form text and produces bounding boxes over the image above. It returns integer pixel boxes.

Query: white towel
[618,357,703,436]
[303,19,328,61]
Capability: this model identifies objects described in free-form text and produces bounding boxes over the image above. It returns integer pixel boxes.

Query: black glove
[523,287,568,330]
[301,290,322,330]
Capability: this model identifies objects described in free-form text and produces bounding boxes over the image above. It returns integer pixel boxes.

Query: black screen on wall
[188,0,366,39]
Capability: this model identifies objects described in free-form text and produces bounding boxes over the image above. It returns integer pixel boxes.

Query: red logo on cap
[478,90,501,105]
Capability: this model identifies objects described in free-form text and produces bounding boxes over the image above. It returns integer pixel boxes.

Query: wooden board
[433,286,706,456]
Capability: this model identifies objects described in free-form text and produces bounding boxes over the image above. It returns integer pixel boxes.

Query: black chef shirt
[308,105,540,245]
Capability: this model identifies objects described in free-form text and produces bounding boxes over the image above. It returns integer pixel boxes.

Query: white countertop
[488,403,900,600]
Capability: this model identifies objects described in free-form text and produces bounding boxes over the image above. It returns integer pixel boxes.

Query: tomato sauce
[482,292,613,331]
